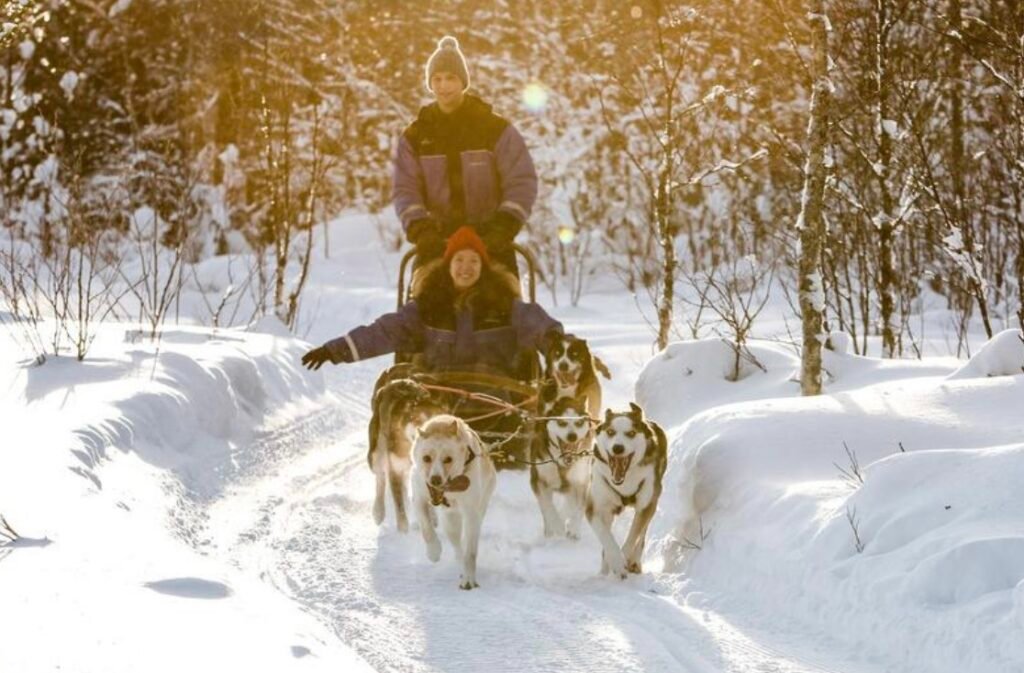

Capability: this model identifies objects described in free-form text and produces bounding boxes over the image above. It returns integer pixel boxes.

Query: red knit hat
[444,225,490,265]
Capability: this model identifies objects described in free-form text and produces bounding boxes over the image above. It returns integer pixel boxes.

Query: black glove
[406,217,441,245]
[301,342,351,371]
[479,211,522,254]
[407,217,445,259]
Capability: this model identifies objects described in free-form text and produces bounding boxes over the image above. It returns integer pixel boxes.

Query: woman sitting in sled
[301,225,562,380]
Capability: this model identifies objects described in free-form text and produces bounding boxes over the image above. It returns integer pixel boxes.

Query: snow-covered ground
[639,334,1024,673]
[2,213,1021,672]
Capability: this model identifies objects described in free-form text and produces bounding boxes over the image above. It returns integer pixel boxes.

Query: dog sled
[379,243,546,468]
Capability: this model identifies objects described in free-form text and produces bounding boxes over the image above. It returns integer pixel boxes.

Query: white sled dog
[529,395,594,539]
[411,414,496,590]
[587,403,668,579]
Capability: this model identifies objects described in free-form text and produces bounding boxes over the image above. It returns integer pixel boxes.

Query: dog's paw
[565,526,581,541]
[396,516,409,534]
[372,501,385,525]
[426,540,442,562]
[606,556,628,580]
[459,579,480,590]
[625,560,643,574]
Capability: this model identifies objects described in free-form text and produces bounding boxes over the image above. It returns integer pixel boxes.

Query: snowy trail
[201,385,858,673]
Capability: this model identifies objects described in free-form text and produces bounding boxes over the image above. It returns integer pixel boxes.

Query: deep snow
[638,334,1024,673]
[2,212,1022,673]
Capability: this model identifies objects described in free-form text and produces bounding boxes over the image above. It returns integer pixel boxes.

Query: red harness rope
[417,382,539,423]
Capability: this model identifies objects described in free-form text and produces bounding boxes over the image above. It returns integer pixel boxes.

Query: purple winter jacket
[324,299,561,379]
[392,95,538,233]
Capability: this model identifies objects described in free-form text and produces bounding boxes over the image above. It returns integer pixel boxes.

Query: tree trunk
[1015,4,1024,332]
[798,0,831,396]
[949,0,993,338]
[875,0,898,357]
[656,166,676,351]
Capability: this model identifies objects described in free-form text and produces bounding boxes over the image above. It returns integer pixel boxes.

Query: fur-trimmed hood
[411,258,521,331]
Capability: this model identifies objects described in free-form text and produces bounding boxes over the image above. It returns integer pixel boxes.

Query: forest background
[1,0,1021,366]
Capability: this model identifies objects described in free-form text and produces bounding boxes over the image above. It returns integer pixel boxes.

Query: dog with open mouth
[368,375,446,532]
[411,414,496,590]
[542,333,611,420]
[587,403,668,579]
[529,395,594,539]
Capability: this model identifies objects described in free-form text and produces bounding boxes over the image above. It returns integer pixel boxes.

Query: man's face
[430,71,465,111]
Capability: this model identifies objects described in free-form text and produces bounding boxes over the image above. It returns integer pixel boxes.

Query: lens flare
[558,225,576,245]
[523,83,549,113]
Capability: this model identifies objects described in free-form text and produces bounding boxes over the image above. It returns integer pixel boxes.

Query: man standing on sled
[394,35,538,272]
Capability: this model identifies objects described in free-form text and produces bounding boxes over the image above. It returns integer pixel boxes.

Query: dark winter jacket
[392,95,538,235]
[323,262,561,378]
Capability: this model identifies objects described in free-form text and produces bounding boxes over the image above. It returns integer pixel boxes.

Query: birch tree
[583,0,765,350]
[798,1,832,395]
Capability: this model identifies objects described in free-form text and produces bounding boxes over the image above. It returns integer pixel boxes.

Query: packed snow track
[201,373,863,673]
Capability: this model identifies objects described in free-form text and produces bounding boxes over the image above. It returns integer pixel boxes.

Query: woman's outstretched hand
[301,345,334,371]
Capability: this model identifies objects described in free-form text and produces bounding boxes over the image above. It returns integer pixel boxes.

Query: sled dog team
[369,334,668,591]
[296,37,669,590]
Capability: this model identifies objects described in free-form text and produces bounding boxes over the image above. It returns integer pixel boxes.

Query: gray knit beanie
[425,36,470,92]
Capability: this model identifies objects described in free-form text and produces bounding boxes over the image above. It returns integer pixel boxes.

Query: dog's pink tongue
[610,456,630,482]
[445,475,471,492]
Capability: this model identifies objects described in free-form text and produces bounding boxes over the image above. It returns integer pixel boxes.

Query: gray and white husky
[587,403,668,579]
[529,395,594,539]
[411,414,496,590]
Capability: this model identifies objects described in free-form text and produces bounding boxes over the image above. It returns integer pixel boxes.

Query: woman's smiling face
[449,250,482,290]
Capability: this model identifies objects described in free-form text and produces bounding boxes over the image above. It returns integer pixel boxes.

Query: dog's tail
[593,356,612,380]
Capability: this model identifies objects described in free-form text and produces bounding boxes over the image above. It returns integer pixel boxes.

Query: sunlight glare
[523,82,549,113]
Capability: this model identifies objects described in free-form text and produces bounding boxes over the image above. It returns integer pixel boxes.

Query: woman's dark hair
[414,260,519,329]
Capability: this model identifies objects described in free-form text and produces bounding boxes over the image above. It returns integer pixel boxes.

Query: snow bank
[635,336,957,430]
[648,332,1024,673]
[635,338,800,428]
[0,322,373,673]
[948,328,1024,379]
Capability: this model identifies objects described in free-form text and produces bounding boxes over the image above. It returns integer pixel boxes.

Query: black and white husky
[587,403,668,578]
[542,333,612,420]
[529,395,594,539]
[411,414,497,590]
